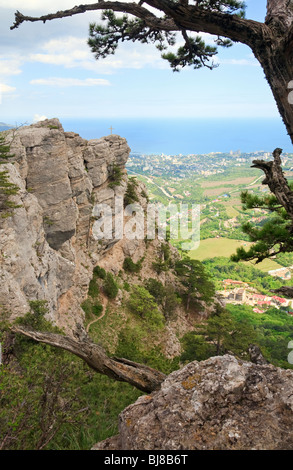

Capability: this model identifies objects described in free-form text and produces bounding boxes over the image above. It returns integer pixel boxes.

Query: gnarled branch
[10,3,177,32]
[251,148,293,221]
[270,286,293,298]
[10,325,166,393]
[10,1,266,50]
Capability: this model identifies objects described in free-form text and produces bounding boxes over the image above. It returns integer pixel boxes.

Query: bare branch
[10,3,177,32]
[10,325,166,393]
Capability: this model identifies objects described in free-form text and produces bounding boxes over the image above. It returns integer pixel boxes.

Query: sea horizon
[59,117,292,156]
[7,116,292,156]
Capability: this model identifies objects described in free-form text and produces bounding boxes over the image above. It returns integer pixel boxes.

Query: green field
[225,206,239,218]
[189,237,282,272]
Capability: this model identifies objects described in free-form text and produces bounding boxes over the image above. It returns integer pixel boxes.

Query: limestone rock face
[93,355,293,450]
[0,119,131,329]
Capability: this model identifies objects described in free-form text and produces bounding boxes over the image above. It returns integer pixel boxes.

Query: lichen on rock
[93,355,293,450]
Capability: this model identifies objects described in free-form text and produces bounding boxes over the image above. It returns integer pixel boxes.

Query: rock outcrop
[0,119,133,329]
[0,118,199,351]
[93,355,293,450]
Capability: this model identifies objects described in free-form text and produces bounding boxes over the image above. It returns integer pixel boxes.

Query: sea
[60,117,292,155]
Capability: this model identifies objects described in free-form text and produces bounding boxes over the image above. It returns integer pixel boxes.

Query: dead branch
[10,325,166,393]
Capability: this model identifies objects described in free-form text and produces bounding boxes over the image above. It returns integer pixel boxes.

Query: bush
[123,257,142,273]
[103,273,118,299]
[123,282,130,292]
[145,278,165,304]
[162,285,181,320]
[92,303,103,316]
[16,300,55,332]
[124,179,139,207]
[180,332,215,363]
[0,135,21,218]
[108,164,123,189]
[128,286,164,329]
[88,278,100,298]
[145,279,180,321]
[152,258,169,274]
[81,298,103,320]
[93,265,106,279]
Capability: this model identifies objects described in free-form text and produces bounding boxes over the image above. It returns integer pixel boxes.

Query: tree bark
[270,286,293,297]
[252,40,293,144]
[251,148,293,220]
[266,0,293,32]
[10,325,166,393]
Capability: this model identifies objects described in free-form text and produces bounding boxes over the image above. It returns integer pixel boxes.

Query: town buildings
[218,279,293,311]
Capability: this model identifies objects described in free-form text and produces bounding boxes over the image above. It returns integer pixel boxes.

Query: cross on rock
[109,126,114,134]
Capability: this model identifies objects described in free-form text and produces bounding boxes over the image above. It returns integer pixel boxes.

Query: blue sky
[0,1,280,125]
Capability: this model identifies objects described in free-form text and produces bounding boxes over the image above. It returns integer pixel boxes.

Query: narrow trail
[86,292,108,333]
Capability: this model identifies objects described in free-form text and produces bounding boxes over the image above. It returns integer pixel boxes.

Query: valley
[127,149,293,310]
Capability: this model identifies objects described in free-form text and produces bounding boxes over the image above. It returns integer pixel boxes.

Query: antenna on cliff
[109,126,114,135]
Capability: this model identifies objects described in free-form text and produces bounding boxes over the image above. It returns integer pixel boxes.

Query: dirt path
[86,292,108,333]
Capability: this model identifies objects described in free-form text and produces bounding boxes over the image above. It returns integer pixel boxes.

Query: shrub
[88,278,100,298]
[128,286,164,329]
[108,164,123,189]
[92,303,103,316]
[123,282,130,292]
[0,134,21,218]
[124,179,139,207]
[123,257,142,273]
[16,300,55,332]
[93,265,106,279]
[103,273,118,299]
[144,278,165,304]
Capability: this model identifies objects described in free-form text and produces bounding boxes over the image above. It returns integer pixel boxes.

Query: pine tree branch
[10,3,178,32]
[10,324,166,393]
[10,1,266,50]
[141,0,267,47]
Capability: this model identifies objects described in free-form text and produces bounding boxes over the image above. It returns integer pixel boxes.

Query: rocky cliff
[93,354,293,450]
[0,119,144,330]
[0,119,199,347]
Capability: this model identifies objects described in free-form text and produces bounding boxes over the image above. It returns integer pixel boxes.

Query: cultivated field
[189,237,282,272]
[200,177,256,188]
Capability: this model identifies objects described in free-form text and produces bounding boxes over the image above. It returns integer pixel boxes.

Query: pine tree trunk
[254,46,293,144]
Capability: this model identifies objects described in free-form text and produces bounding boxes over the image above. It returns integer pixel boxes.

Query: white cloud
[0,57,22,77]
[0,1,76,10]
[29,35,172,73]
[0,83,16,104]
[33,114,48,122]
[0,83,16,93]
[30,77,111,87]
